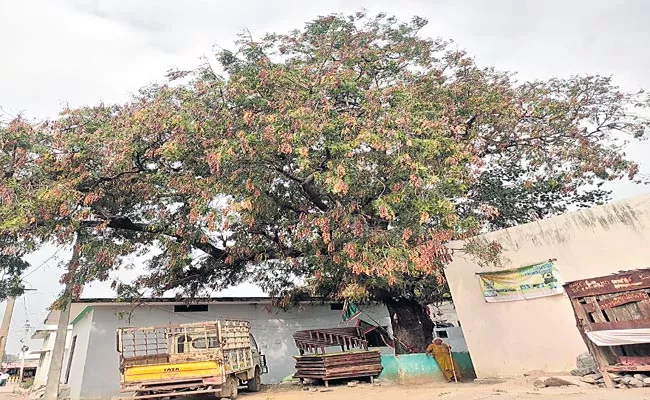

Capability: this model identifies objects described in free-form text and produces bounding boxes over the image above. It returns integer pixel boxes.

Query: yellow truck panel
[124,360,221,383]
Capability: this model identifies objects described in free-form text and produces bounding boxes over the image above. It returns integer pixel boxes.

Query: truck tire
[247,368,261,392]
[222,376,238,400]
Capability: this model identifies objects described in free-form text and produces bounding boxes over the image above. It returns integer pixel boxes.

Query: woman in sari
[426,338,462,382]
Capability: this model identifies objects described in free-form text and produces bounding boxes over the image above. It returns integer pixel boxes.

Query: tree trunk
[385,297,434,354]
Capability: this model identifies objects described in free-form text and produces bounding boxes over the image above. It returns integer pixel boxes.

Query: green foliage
[0,13,648,309]
[20,378,33,389]
[0,257,27,300]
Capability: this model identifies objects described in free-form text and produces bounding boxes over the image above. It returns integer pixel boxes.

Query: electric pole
[0,289,37,365]
[19,320,31,384]
[0,296,16,364]
[44,235,81,400]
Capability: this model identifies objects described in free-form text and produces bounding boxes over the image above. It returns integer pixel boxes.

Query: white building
[429,301,460,326]
[30,325,72,388]
[43,297,391,400]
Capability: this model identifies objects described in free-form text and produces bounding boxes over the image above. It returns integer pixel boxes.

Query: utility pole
[43,303,70,400]
[18,320,31,384]
[0,296,16,364]
[44,235,81,400]
[0,288,37,366]
[19,343,28,384]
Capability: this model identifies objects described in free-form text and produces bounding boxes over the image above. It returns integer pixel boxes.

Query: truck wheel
[223,376,238,400]
[247,368,261,392]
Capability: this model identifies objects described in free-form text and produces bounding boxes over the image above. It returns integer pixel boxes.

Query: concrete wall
[74,302,391,400]
[68,309,94,400]
[434,327,468,352]
[445,195,650,379]
[33,352,48,387]
[31,329,72,387]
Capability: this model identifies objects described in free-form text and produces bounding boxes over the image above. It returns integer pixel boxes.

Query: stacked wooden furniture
[293,327,383,386]
[565,269,650,388]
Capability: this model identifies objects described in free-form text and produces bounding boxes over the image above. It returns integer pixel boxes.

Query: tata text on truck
[116,320,267,399]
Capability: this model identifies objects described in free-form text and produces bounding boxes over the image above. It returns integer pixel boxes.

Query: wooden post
[568,298,614,388]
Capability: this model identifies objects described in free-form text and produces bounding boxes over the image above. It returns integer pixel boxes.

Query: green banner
[478,261,563,302]
[341,300,361,322]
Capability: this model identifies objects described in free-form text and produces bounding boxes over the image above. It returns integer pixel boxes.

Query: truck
[116,320,268,399]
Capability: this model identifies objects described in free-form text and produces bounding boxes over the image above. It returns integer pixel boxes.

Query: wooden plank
[589,318,650,331]
[605,302,639,323]
[586,298,607,323]
[637,299,650,318]
[571,299,593,330]
[564,270,650,298]
[606,365,650,372]
[294,350,383,381]
[598,291,648,309]
[617,356,650,365]
[567,298,614,388]
[583,303,597,313]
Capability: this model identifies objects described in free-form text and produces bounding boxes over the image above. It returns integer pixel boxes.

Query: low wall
[379,352,476,382]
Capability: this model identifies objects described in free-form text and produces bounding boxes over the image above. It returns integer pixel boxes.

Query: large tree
[1,13,648,352]
[0,119,35,299]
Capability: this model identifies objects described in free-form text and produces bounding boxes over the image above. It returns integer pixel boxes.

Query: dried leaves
[0,13,648,304]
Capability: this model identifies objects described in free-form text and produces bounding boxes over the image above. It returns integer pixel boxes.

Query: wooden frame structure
[564,269,650,388]
[292,327,382,386]
[293,327,368,355]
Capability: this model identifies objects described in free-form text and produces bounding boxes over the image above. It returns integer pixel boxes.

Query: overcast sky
[1,0,650,355]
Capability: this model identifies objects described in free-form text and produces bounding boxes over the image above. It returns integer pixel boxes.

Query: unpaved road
[0,385,25,400]
[2,380,650,400]
[245,379,650,400]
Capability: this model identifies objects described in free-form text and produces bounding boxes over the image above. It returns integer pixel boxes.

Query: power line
[21,297,30,331]
[21,247,65,280]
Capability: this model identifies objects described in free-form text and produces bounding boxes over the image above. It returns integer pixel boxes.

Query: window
[192,336,220,349]
[249,334,258,351]
[435,330,449,339]
[64,336,77,384]
[330,303,344,311]
[177,335,191,353]
[174,304,208,312]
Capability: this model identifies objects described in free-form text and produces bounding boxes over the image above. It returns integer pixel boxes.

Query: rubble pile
[569,352,650,389]
[610,373,650,388]
[577,371,650,388]
[570,352,598,377]
[28,386,45,400]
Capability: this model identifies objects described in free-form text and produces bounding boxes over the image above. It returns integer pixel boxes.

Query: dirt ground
[0,384,26,400]
[244,379,650,400]
[2,379,650,400]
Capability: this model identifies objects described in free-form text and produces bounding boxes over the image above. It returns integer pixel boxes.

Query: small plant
[20,378,33,389]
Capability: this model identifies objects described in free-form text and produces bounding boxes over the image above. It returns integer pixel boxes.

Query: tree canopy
[1,12,648,350]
